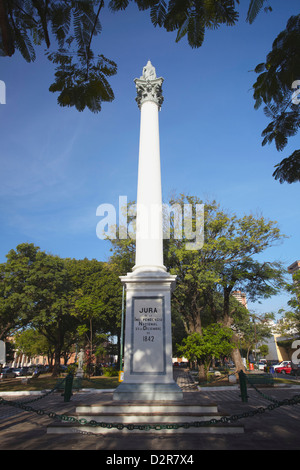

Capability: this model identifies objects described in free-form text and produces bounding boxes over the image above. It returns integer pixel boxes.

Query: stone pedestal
[113,270,182,401]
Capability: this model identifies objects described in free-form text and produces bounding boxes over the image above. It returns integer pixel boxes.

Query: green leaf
[273,150,300,184]
[246,0,269,25]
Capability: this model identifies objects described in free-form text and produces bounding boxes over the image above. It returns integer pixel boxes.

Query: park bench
[239,371,274,402]
[54,375,82,391]
[245,373,274,387]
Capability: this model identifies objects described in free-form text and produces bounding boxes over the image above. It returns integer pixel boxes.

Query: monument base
[113,382,183,401]
[117,269,181,402]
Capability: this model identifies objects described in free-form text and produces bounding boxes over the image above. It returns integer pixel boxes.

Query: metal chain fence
[1,370,300,433]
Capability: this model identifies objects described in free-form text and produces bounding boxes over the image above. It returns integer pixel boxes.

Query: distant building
[232,290,248,309]
[288,260,300,274]
[262,329,291,362]
[288,259,300,301]
[262,260,300,362]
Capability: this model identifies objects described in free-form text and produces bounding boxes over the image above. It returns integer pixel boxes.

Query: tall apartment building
[288,260,300,274]
[232,290,248,309]
[288,260,300,301]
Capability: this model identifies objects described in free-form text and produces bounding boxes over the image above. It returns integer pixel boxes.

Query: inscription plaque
[131,297,166,374]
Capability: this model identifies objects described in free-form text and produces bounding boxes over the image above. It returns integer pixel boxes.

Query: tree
[273,306,300,364]
[109,0,239,48]
[0,243,41,340]
[0,243,80,375]
[246,0,272,24]
[1,0,279,115]
[109,0,300,184]
[0,0,117,112]
[252,14,300,183]
[25,251,80,375]
[164,196,231,335]
[109,0,274,48]
[237,313,273,362]
[259,344,269,358]
[14,328,54,365]
[0,244,124,373]
[108,194,287,372]
[275,268,300,339]
[2,0,298,185]
[177,323,235,380]
[66,257,123,366]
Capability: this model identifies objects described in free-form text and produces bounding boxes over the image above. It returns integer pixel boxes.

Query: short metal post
[62,372,73,402]
[238,370,248,403]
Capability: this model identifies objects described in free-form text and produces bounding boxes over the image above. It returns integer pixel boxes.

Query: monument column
[113,61,182,401]
[133,61,165,272]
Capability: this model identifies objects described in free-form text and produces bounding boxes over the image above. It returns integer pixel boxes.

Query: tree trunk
[52,349,60,377]
[187,307,203,335]
[198,363,206,380]
[231,346,245,372]
[51,326,64,377]
[0,0,15,56]
[222,295,246,372]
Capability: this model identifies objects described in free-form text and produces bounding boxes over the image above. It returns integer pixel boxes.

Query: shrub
[103,366,119,377]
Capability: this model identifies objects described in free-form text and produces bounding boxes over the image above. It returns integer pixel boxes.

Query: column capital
[134,61,164,110]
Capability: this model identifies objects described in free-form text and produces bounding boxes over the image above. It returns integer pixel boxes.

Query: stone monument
[113,61,183,401]
[76,348,84,378]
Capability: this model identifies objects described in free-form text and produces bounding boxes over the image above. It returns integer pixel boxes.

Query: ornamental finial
[134,61,164,110]
[142,60,157,81]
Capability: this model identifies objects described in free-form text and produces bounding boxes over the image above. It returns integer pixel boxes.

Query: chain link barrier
[244,372,279,403]
[1,392,300,433]
[1,370,300,433]
[4,376,67,405]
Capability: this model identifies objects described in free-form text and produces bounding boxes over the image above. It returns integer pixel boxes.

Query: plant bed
[0,374,119,392]
[197,373,237,387]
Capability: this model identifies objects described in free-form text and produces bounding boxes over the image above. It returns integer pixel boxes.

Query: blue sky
[0,1,299,317]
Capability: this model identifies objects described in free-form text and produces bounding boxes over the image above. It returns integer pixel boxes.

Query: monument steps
[75,402,219,414]
[47,397,245,434]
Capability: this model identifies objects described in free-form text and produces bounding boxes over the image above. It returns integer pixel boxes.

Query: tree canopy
[0,191,289,374]
[109,194,287,372]
[0,243,123,375]
[1,1,298,181]
[0,1,277,110]
[0,0,117,112]
[177,323,235,379]
[252,14,300,183]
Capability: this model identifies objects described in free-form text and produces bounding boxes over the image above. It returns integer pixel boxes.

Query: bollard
[238,370,248,403]
[62,373,73,402]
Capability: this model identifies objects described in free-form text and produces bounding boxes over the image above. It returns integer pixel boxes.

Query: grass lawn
[196,372,299,387]
[0,374,119,392]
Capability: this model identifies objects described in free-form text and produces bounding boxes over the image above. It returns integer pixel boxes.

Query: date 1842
[143,336,154,342]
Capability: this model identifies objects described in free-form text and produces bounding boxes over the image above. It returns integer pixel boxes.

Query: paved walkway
[1,370,300,450]
[173,367,198,391]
